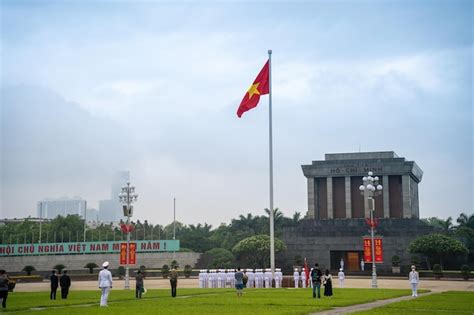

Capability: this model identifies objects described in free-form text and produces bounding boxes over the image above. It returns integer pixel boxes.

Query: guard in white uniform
[293,268,300,288]
[409,265,419,297]
[98,261,113,307]
[247,269,255,288]
[264,268,272,288]
[338,268,345,287]
[301,268,307,288]
[274,268,282,288]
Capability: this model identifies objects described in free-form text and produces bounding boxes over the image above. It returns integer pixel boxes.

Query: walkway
[310,291,435,315]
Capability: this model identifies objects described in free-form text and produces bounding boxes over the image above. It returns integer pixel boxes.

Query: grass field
[3,287,420,314]
[353,291,474,315]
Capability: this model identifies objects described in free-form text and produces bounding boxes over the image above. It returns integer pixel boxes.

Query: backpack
[311,268,321,281]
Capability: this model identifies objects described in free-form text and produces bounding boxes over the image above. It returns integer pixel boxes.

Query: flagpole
[268,49,275,281]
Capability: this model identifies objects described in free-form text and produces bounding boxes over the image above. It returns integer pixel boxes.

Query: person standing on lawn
[59,270,71,299]
[234,267,244,297]
[135,270,144,299]
[310,264,322,298]
[50,270,59,300]
[0,270,9,309]
[338,268,345,288]
[169,266,178,297]
[409,265,419,297]
[323,269,333,297]
[98,261,113,307]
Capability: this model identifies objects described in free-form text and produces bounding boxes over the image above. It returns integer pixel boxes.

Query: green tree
[22,265,36,276]
[408,234,468,268]
[205,248,234,268]
[161,264,170,278]
[84,262,99,274]
[232,234,287,268]
[422,217,455,235]
[53,264,66,274]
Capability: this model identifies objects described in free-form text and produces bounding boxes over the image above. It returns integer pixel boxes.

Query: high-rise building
[37,197,86,219]
[98,171,130,223]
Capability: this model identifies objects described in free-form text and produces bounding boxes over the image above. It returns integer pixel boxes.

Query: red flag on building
[237,60,270,118]
[304,257,310,286]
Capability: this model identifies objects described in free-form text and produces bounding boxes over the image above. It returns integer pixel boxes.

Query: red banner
[363,237,383,263]
[374,238,383,263]
[128,242,136,265]
[120,243,127,265]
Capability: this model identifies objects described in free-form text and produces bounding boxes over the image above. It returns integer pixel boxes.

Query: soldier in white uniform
[98,261,113,307]
[274,268,282,288]
[293,268,300,288]
[255,269,263,288]
[338,268,345,287]
[409,265,419,297]
[264,268,272,288]
[301,268,307,288]
[198,270,203,288]
[217,269,225,288]
[247,269,255,288]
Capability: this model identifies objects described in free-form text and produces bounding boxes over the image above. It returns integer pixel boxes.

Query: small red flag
[304,257,310,286]
[237,60,270,118]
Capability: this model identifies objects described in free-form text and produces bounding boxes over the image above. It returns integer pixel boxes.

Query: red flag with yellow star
[237,60,270,118]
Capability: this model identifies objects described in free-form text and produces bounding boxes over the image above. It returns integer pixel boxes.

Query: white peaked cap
[294,268,298,271]
[102,261,109,267]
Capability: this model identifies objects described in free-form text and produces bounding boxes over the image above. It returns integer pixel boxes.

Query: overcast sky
[1,0,472,227]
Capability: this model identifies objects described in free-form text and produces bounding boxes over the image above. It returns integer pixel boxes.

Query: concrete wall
[0,252,201,272]
[282,218,433,272]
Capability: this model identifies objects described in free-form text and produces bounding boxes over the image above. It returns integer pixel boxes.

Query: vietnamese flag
[237,60,270,118]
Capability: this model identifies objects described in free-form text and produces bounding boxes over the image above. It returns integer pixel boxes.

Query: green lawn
[353,291,474,315]
[3,288,417,314]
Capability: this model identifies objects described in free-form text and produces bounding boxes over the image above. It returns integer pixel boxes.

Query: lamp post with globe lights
[119,182,138,290]
[359,171,383,288]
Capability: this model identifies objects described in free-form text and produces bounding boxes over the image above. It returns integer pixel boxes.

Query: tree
[161,264,170,279]
[53,264,66,274]
[422,217,455,235]
[84,262,99,274]
[408,234,468,268]
[22,265,36,276]
[232,234,287,268]
[205,248,234,268]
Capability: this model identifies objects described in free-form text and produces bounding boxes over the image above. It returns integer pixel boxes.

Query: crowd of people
[0,262,421,309]
[198,268,284,289]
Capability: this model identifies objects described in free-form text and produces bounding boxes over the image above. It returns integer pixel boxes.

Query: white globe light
[371,186,376,191]
[377,185,383,190]
[367,184,374,190]
[363,177,367,181]
[368,176,373,181]
[374,176,379,181]
[359,185,365,191]
[368,171,373,176]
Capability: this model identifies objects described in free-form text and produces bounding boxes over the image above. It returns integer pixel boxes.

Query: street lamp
[119,181,138,290]
[359,171,383,289]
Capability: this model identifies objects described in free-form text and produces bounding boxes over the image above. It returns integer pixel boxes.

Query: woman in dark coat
[323,269,333,297]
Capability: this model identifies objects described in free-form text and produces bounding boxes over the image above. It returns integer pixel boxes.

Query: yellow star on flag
[247,82,261,99]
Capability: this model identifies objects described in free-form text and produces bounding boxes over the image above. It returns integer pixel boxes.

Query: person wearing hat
[409,265,419,297]
[98,261,113,306]
[337,268,345,288]
[293,268,300,288]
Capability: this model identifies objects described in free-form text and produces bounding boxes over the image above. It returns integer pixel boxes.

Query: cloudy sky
[1,0,472,227]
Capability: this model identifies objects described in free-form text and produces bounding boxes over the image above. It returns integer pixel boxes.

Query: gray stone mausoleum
[282,151,432,272]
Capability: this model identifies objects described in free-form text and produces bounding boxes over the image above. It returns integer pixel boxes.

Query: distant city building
[37,197,86,219]
[98,171,130,223]
[85,208,100,223]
